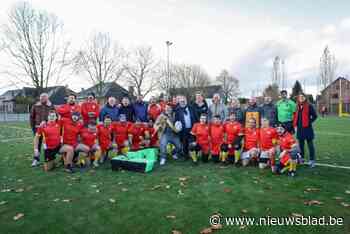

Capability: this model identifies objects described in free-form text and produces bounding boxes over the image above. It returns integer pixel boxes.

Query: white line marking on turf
[316,131,350,136]
[0,137,32,143]
[314,163,350,169]
[0,126,32,131]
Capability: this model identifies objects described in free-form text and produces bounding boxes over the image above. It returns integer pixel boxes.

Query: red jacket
[148,104,162,121]
[56,104,81,121]
[81,101,100,125]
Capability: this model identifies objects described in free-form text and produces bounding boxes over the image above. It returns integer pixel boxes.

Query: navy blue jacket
[133,101,148,122]
[99,104,119,121]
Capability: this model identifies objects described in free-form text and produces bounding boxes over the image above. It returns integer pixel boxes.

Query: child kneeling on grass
[190,113,210,164]
[276,124,301,177]
[34,110,61,171]
[96,115,113,163]
[259,118,278,171]
[209,115,224,163]
[241,118,260,167]
[223,112,243,165]
[77,123,102,168]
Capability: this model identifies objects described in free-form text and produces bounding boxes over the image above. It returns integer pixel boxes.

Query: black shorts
[45,146,61,161]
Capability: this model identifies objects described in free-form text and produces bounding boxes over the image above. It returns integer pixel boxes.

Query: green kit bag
[111,148,158,173]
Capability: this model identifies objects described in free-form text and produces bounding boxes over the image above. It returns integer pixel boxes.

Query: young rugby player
[190,113,210,164]
[78,123,101,168]
[209,115,224,163]
[97,115,113,163]
[33,110,61,171]
[223,112,243,164]
[259,118,278,171]
[111,114,131,154]
[143,119,158,148]
[276,124,300,177]
[241,118,260,167]
[59,112,83,173]
[128,118,146,151]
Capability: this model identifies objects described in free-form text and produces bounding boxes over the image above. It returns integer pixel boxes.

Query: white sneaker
[160,158,166,166]
[93,160,99,168]
[31,159,39,167]
[172,154,178,160]
[309,160,316,168]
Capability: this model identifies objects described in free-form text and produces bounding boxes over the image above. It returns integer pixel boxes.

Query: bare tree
[158,62,179,95]
[166,64,211,99]
[319,46,337,91]
[174,64,210,88]
[1,2,70,96]
[215,69,239,104]
[124,46,161,97]
[73,32,125,97]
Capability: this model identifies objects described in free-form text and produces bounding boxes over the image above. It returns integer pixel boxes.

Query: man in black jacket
[191,92,209,123]
[119,97,135,122]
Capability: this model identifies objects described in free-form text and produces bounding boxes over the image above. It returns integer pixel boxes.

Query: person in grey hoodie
[208,93,227,121]
[261,96,278,127]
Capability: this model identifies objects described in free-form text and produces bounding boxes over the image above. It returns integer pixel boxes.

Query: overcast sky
[1,0,350,97]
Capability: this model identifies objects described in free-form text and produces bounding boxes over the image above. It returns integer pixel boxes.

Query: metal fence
[0,113,30,122]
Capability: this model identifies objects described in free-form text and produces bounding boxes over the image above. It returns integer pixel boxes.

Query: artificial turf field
[0,117,349,234]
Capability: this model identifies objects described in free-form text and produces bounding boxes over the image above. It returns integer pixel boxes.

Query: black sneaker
[65,165,75,173]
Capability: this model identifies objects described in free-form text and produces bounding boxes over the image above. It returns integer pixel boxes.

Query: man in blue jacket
[99,97,119,122]
[175,95,195,160]
[133,95,148,122]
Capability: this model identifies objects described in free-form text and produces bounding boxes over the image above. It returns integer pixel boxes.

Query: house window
[335,85,339,90]
[347,82,350,89]
[332,93,339,99]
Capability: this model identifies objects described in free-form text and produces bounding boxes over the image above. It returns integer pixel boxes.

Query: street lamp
[166,41,173,87]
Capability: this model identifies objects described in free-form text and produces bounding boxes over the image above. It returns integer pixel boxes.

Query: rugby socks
[234,151,241,163]
[189,151,198,163]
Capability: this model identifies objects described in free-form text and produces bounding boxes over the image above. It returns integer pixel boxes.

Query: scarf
[293,102,309,128]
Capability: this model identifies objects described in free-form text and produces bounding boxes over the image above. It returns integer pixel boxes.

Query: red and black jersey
[37,121,61,149]
[243,127,260,151]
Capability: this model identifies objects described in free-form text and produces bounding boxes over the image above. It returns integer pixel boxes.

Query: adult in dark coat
[243,97,263,128]
[99,97,119,121]
[227,98,244,124]
[119,97,135,122]
[191,92,209,123]
[133,95,148,122]
[293,93,318,167]
[261,96,278,127]
[175,95,195,159]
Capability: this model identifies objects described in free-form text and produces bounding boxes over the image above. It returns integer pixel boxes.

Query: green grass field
[0,117,349,234]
